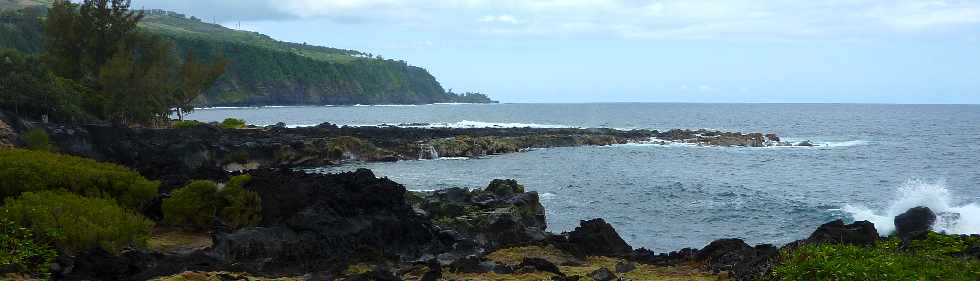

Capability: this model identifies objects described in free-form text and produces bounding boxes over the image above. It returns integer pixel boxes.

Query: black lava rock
[895,206,936,241]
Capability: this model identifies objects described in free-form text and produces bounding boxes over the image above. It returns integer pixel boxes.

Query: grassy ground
[150,272,302,281]
[147,227,213,254]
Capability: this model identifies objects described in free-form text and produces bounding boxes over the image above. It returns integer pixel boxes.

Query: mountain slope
[0,2,495,106]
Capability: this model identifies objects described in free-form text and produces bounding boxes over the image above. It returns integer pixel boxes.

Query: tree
[44,0,144,82]
[175,51,226,120]
[41,0,226,125]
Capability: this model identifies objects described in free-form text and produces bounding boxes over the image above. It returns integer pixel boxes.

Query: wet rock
[804,219,879,246]
[559,219,633,257]
[589,267,616,281]
[895,206,936,241]
[519,257,563,276]
[796,140,815,147]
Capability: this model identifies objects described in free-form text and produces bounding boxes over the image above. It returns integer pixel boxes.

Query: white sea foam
[396,120,576,129]
[843,179,980,235]
[781,138,870,148]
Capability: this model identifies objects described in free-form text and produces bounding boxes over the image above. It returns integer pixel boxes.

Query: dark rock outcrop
[803,219,879,246]
[207,168,448,274]
[692,239,779,281]
[588,267,616,281]
[895,206,936,241]
[413,179,547,252]
[518,257,563,276]
[554,219,632,257]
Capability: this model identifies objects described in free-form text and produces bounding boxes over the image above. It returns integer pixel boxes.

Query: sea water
[186,103,980,252]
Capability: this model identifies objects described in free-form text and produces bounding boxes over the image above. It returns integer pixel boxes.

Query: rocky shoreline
[3,111,975,280]
[1,111,805,189]
[47,168,977,281]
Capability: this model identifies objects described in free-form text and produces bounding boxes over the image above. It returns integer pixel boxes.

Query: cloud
[132,0,980,40]
[478,14,520,24]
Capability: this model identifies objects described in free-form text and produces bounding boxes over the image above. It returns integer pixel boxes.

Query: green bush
[219,118,246,129]
[0,218,57,278]
[20,128,54,151]
[217,175,262,229]
[162,176,261,229]
[0,149,159,210]
[0,191,154,255]
[772,234,980,280]
[172,120,204,129]
[162,180,219,227]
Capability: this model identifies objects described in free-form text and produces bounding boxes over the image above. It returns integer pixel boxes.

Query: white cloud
[478,14,520,24]
[141,0,980,40]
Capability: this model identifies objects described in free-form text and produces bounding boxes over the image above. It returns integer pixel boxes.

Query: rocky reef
[0,109,806,189]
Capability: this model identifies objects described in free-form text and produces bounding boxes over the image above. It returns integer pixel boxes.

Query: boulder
[555,219,633,257]
[694,239,779,281]
[519,257,563,276]
[895,206,936,241]
[804,219,879,246]
[588,267,616,281]
[630,247,697,266]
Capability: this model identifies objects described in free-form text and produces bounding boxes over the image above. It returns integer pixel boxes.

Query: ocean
[185,103,980,252]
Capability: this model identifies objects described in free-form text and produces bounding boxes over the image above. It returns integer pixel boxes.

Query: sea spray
[844,179,980,235]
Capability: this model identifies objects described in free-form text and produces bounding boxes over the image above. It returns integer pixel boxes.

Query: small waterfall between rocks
[418,143,439,160]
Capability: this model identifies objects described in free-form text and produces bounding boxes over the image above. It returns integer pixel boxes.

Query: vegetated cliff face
[0,5,496,106]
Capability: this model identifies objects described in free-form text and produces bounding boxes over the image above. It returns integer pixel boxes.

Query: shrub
[162,180,219,228]
[219,118,246,129]
[20,128,54,151]
[772,234,980,280]
[217,175,262,229]
[162,176,262,229]
[0,149,159,210]
[0,191,154,255]
[0,218,57,278]
[172,120,204,129]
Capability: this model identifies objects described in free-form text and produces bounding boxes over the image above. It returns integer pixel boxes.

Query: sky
[130,0,980,104]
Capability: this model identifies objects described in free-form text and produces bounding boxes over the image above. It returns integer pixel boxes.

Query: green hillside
[0,1,495,106]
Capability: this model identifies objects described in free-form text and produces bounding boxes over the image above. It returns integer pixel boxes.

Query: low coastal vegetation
[162,175,261,229]
[0,148,158,210]
[1,191,154,255]
[773,234,980,280]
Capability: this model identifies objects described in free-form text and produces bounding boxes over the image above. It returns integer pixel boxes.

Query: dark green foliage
[1,4,493,108]
[162,176,261,229]
[20,128,52,151]
[0,149,159,210]
[0,48,89,122]
[0,191,154,255]
[772,233,980,280]
[216,175,261,229]
[172,119,204,128]
[218,118,245,129]
[162,180,218,227]
[0,218,57,278]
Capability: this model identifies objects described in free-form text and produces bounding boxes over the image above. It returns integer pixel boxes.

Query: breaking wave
[843,179,980,235]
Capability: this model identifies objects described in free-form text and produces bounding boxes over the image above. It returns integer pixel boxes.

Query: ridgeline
[0,1,495,106]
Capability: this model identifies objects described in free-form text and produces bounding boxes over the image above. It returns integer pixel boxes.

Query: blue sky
[133,0,980,104]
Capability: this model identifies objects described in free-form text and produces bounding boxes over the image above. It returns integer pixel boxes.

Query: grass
[772,233,980,281]
[149,272,302,281]
[147,227,213,254]
[482,246,716,281]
